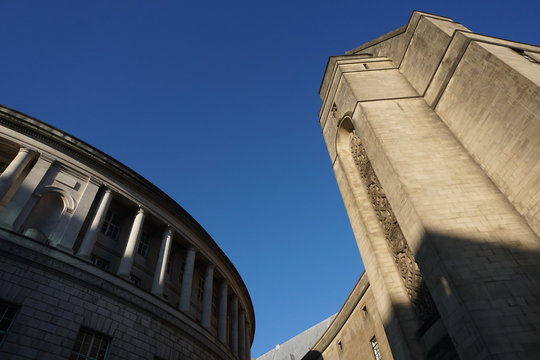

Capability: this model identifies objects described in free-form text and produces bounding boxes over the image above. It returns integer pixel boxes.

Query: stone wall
[319,11,540,360]
[304,273,392,360]
[0,231,233,360]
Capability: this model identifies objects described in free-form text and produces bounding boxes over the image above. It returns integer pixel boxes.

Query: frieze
[350,132,437,326]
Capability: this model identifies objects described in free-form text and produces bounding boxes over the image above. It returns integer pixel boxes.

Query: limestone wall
[304,274,392,360]
[319,11,540,360]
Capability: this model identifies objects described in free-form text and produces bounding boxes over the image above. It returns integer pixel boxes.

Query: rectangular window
[0,302,19,346]
[129,275,141,287]
[197,277,204,301]
[100,211,121,240]
[70,327,110,360]
[211,292,217,315]
[371,336,382,360]
[90,255,110,271]
[137,231,150,257]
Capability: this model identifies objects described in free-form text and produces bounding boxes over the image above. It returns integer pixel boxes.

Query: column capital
[18,147,32,154]
[136,205,145,215]
[165,225,174,236]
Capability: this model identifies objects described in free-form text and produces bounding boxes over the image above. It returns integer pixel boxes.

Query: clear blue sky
[1,1,538,357]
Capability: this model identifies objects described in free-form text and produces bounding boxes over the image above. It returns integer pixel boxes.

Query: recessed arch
[335,116,356,162]
[37,185,76,211]
[22,191,66,242]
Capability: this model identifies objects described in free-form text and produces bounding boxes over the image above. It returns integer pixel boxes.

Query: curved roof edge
[0,104,255,340]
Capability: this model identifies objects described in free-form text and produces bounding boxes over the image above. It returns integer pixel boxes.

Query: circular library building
[0,105,254,360]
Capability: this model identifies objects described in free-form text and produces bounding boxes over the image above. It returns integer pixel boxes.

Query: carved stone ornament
[350,131,437,326]
[331,103,339,120]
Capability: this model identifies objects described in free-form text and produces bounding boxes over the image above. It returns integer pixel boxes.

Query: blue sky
[1,1,538,357]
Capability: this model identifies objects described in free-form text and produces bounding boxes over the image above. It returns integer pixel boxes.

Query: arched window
[23,191,65,242]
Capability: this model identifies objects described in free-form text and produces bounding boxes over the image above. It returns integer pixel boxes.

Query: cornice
[0,104,255,337]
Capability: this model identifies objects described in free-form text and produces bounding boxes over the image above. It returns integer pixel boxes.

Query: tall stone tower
[319,11,540,360]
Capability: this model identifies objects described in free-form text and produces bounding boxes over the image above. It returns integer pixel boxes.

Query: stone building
[0,105,254,360]
[310,10,540,360]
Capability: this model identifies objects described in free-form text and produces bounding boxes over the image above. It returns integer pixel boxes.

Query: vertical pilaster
[77,188,112,259]
[200,263,214,328]
[151,226,173,296]
[117,206,145,278]
[230,295,239,356]
[218,280,228,343]
[56,180,100,253]
[245,323,251,360]
[179,245,197,312]
[239,310,246,360]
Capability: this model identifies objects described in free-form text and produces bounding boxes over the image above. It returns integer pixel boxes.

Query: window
[137,231,150,257]
[0,302,18,346]
[165,251,174,275]
[100,211,121,240]
[129,275,141,287]
[197,277,204,301]
[370,336,382,360]
[70,327,110,360]
[90,255,110,271]
[211,292,217,315]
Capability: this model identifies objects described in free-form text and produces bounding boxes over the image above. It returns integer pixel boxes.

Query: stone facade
[304,273,393,360]
[0,106,254,360]
[318,11,540,360]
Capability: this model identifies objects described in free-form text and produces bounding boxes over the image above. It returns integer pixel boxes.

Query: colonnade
[0,145,252,359]
[75,188,252,359]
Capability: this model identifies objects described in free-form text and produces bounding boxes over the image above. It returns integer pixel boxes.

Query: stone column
[0,147,33,201]
[239,310,246,360]
[230,295,239,356]
[178,245,196,312]
[245,324,251,360]
[218,281,228,343]
[151,226,173,296]
[117,206,145,278]
[77,188,112,259]
[0,156,52,230]
[200,263,214,328]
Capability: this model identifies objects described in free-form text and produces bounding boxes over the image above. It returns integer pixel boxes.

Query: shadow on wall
[302,350,322,360]
[300,230,540,360]
[414,230,540,359]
